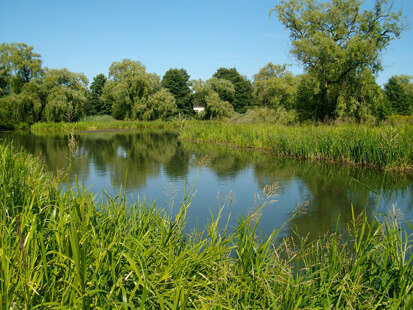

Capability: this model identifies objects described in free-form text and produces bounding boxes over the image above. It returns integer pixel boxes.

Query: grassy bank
[1,143,413,308]
[180,122,413,172]
[30,116,179,132]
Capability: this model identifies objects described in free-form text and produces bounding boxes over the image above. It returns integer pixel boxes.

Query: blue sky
[1,0,412,86]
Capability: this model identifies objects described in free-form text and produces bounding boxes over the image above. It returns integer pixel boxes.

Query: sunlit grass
[30,119,178,132]
[180,121,413,172]
[1,142,413,308]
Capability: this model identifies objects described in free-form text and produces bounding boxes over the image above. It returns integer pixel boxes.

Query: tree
[385,75,412,115]
[205,92,235,120]
[253,63,298,110]
[102,59,160,120]
[0,43,43,95]
[273,0,405,120]
[161,68,193,115]
[213,68,253,113]
[191,78,235,119]
[41,68,89,122]
[132,88,177,120]
[87,73,108,115]
[0,67,88,123]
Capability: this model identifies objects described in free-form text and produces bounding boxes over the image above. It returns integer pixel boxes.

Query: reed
[1,142,413,308]
[180,122,413,172]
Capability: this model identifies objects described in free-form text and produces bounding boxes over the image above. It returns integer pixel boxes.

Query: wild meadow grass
[180,121,413,172]
[1,142,413,308]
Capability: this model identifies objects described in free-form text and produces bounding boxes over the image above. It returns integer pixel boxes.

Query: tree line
[0,0,411,128]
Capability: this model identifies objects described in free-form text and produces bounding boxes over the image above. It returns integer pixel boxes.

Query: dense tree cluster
[0,0,410,127]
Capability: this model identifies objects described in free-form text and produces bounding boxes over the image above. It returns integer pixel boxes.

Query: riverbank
[181,121,413,173]
[1,142,413,308]
[30,119,178,132]
[31,119,413,173]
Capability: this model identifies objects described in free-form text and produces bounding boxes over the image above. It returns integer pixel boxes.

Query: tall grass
[180,122,413,172]
[1,142,413,308]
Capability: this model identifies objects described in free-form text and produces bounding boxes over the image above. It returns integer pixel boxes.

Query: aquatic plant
[180,122,413,172]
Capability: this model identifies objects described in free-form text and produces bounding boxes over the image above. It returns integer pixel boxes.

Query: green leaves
[213,67,253,113]
[385,75,413,116]
[0,42,43,95]
[161,68,193,116]
[102,59,169,120]
[273,0,405,120]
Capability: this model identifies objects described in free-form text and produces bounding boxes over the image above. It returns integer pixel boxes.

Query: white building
[193,106,205,113]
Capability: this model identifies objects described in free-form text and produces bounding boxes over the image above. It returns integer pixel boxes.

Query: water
[1,129,412,238]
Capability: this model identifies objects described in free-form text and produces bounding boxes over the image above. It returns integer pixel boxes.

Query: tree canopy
[161,68,193,115]
[102,59,160,120]
[213,68,253,113]
[385,75,413,115]
[88,73,108,115]
[0,43,43,95]
[273,0,405,120]
[191,78,235,119]
[253,63,298,110]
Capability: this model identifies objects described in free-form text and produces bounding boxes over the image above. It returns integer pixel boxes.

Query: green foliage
[41,69,89,122]
[161,68,193,115]
[208,77,235,103]
[231,106,298,125]
[385,75,413,115]
[1,143,413,308]
[0,42,43,95]
[213,67,253,113]
[273,0,405,120]
[191,78,235,119]
[295,73,321,121]
[0,43,44,124]
[102,59,160,120]
[0,68,88,123]
[180,122,413,171]
[253,63,298,110]
[0,43,89,124]
[334,69,387,122]
[132,88,177,120]
[87,73,108,115]
[205,91,235,120]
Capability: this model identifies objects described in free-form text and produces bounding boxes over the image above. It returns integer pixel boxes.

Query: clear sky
[1,0,412,86]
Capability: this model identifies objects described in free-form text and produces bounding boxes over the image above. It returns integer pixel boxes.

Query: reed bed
[1,142,413,308]
[180,122,413,172]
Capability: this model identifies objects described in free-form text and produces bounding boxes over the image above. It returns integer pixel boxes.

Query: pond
[1,129,412,239]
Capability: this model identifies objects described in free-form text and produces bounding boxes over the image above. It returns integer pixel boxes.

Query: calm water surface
[1,130,412,238]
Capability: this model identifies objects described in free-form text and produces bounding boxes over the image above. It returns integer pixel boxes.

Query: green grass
[180,121,413,172]
[1,142,413,308]
[30,119,179,132]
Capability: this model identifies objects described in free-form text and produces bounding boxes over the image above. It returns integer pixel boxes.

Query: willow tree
[0,43,43,95]
[273,0,405,120]
[102,59,160,120]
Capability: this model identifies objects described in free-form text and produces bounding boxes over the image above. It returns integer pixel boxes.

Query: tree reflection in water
[2,130,412,239]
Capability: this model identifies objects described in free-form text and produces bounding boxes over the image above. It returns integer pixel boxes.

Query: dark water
[1,130,412,238]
